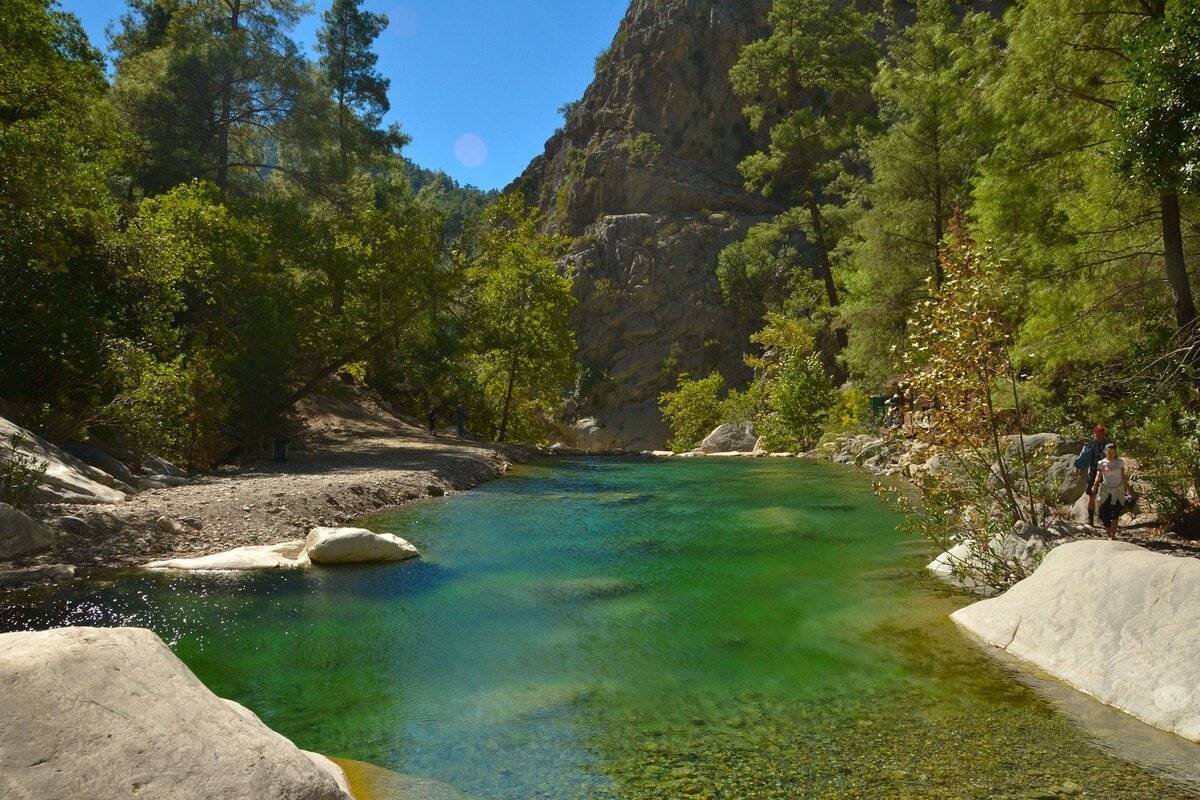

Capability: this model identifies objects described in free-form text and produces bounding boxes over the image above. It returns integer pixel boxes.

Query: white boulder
[0,502,55,560]
[0,415,127,505]
[698,421,757,454]
[0,627,352,800]
[952,540,1200,742]
[144,540,308,571]
[304,527,419,565]
[927,531,1052,596]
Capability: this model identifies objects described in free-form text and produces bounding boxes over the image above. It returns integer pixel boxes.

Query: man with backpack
[1074,424,1110,526]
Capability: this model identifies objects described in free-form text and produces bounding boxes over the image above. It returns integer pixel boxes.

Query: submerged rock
[952,540,1200,742]
[0,626,352,800]
[304,526,419,565]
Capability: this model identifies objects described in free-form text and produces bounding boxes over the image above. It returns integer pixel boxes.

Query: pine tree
[316,0,392,175]
[728,0,879,336]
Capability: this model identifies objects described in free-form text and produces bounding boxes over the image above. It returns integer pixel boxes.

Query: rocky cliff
[516,0,777,449]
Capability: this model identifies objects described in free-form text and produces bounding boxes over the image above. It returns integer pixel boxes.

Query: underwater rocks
[952,540,1200,742]
[142,527,419,571]
[0,626,352,800]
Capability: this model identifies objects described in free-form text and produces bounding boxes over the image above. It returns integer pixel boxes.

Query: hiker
[1092,442,1133,539]
[1074,424,1110,525]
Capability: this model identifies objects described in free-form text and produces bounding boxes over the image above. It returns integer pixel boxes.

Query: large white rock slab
[0,627,352,800]
[304,527,419,565]
[0,415,127,505]
[144,540,308,571]
[952,540,1200,741]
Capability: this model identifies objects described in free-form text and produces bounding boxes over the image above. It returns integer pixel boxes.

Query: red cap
[1093,424,1107,436]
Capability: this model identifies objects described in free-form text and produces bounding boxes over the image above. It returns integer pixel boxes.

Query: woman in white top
[1091,443,1132,538]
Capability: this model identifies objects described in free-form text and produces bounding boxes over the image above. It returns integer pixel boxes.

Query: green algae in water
[2,457,1197,799]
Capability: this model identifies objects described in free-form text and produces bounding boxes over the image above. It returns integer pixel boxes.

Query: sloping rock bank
[0,626,353,800]
[952,541,1200,742]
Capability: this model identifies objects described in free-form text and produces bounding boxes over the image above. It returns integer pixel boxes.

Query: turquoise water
[3,458,1198,798]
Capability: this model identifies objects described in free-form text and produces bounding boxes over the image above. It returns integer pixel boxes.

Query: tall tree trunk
[806,195,847,349]
[1161,191,1197,332]
[215,0,241,194]
[497,348,519,442]
[931,124,945,291]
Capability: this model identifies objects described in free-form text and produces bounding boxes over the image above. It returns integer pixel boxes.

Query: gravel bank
[10,390,533,575]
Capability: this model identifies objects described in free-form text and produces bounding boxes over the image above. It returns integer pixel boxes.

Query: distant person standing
[1092,443,1133,538]
[454,403,466,437]
[1074,425,1110,525]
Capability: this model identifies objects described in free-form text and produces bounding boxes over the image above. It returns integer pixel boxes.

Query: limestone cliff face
[517,0,777,449]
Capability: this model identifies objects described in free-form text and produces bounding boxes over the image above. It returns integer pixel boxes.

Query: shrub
[0,435,49,510]
[621,132,663,165]
[659,372,727,452]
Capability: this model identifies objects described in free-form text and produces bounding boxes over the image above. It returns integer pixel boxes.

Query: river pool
[3,458,1198,798]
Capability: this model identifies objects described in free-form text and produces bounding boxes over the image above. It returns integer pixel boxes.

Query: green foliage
[841,2,999,384]
[0,0,127,423]
[621,132,662,165]
[1113,3,1200,194]
[659,372,728,452]
[467,195,577,442]
[748,314,834,452]
[824,386,872,437]
[0,436,49,510]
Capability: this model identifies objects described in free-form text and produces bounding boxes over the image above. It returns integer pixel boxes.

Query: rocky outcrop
[699,420,757,453]
[0,626,352,800]
[0,502,55,559]
[0,415,128,505]
[571,416,625,453]
[304,527,420,565]
[952,541,1200,742]
[516,0,777,449]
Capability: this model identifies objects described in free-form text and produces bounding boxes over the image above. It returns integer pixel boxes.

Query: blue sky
[58,1,629,190]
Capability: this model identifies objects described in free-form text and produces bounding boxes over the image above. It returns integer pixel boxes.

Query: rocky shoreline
[0,391,533,588]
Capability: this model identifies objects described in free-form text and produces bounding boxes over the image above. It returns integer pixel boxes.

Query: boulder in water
[304,527,419,565]
[952,540,1200,742]
[0,626,352,800]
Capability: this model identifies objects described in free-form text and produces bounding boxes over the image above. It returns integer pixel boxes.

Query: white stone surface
[0,415,127,505]
[952,540,1200,741]
[304,526,420,564]
[927,532,1051,596]
[144,540,308,571]
[0,502,55,559]
[0,627,352,800]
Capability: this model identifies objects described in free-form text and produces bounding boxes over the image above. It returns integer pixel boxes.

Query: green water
[3,458,1198,799]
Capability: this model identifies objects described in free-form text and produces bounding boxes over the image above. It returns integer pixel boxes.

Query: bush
[1128,408,1200,532]
[107,345,230,470]
[823,385,872,437]
[621,132,663,165]
[0,435,49,510]
[659,372,727,452]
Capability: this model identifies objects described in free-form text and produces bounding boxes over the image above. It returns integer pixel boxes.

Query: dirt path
[22,389,534,572]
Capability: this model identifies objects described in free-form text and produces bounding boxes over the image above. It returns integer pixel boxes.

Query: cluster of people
[1074,425,1135,538]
